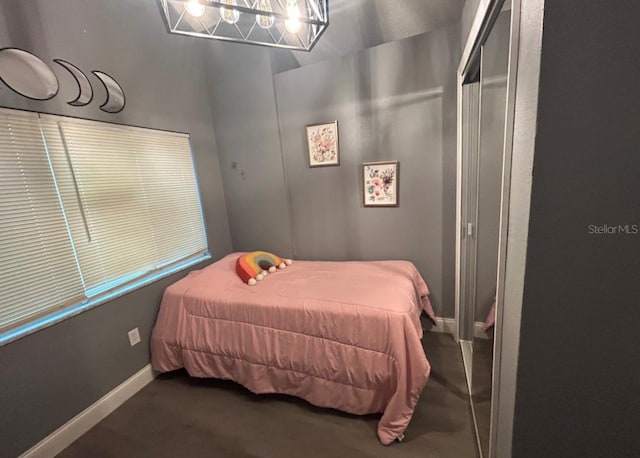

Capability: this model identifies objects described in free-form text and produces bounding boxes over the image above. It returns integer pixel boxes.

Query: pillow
[235,251,293,285]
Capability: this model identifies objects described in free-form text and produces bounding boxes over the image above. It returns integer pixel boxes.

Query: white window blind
[1,108,208,334]
[0,110,85,330]
[40,115,208,296]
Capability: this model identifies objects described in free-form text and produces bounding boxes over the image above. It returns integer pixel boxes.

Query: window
[0,108,209,338]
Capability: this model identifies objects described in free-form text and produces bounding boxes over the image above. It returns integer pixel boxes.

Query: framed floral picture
[306,121,339,167]
[363,161,399,207]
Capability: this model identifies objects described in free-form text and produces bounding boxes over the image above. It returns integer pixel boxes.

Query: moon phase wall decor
[54,59,93,107]
[91,71,125,113]
[0,48,59,100]
[0,47,125,114]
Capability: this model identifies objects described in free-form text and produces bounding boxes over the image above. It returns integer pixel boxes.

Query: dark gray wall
[274,26,460,317]
[0,1,232,456]
[203,42,294,258]
[512,1,640,456]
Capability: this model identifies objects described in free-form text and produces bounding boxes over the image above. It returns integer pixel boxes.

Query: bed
[151,252,435,444]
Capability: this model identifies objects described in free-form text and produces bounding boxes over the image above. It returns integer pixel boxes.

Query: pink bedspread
[151,253,435,444]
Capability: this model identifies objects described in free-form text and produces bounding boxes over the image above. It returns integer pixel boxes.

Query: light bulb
[184,0,205,18]
[285,0,302,34]
[220,0,240,24]
[255,0,275,29]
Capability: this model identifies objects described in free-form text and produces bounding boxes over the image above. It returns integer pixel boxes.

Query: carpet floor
[58,332,477,458]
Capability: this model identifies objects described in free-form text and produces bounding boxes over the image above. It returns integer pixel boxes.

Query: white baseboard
[20,364,156,458]
[425,317,457,335]
[425,317,491,339]
[473,321,491,339]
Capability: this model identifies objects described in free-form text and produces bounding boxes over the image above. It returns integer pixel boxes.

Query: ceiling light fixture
[159,0,329,51]
[255,0,275,29]
[219,0,240,24]
[184,0,206,17]
[284,0,302,34]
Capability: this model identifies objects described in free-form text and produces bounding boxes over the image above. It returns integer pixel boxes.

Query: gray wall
[512,1,640,456]
[291,0,464,68]
[274,26,460,317]
[0,1,232,456]
[203,42,294,258]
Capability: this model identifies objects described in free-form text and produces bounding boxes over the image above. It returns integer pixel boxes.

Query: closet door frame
[455,0,544,456]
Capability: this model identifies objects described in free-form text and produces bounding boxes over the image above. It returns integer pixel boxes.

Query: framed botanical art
[306,121,339,167]
[363,161,399,207]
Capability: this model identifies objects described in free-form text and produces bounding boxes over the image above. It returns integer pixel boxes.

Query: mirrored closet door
[456,1,513,457]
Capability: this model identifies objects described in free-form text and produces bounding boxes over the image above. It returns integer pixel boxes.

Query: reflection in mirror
[472,3,511,457]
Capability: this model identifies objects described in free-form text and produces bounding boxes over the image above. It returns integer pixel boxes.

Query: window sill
[0,252,211,348]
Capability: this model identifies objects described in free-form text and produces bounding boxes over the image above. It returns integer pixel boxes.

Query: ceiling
[271,0,465,71]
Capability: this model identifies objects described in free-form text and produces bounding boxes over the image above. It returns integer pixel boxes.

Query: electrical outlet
[128,327,141,346]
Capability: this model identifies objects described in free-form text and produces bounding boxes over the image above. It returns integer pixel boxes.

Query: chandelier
[160,0,329,51]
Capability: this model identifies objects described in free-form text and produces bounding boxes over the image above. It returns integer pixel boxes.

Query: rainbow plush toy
[235,251,293,286]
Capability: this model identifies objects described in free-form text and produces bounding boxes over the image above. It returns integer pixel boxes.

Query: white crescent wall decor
[0,47,126,114]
